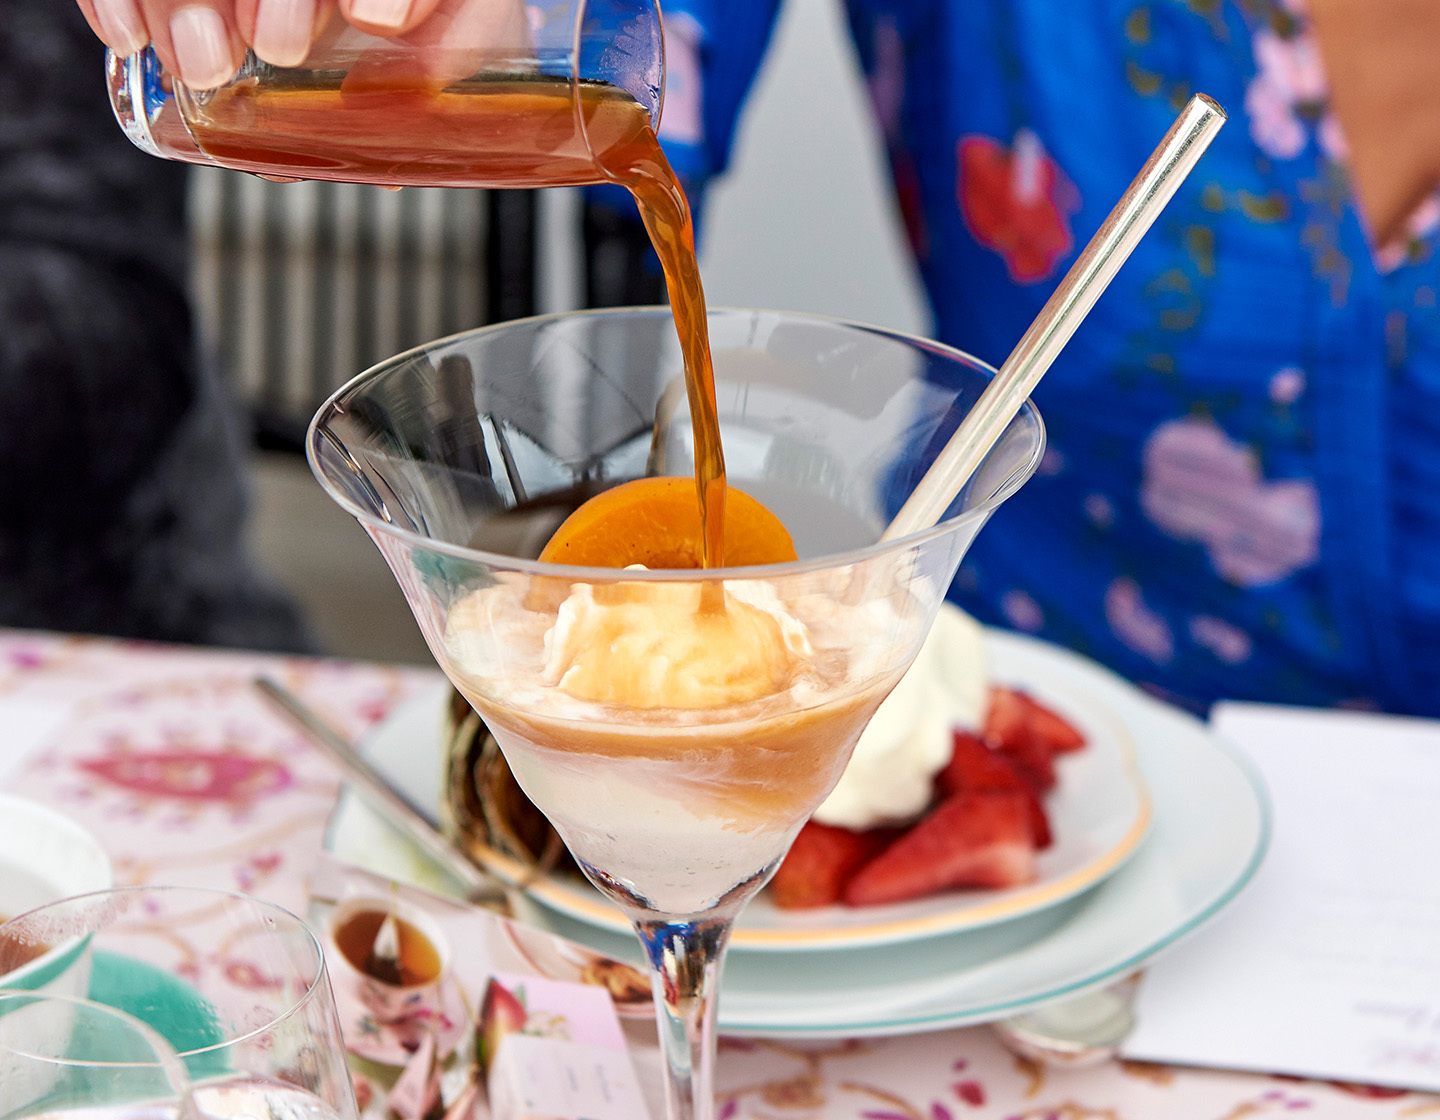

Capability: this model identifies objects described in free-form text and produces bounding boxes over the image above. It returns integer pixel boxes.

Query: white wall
[697,0,931,336]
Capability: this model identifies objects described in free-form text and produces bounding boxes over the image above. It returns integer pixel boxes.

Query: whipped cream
[811,603,987,830]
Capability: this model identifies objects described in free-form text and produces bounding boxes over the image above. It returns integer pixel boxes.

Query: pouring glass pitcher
[104,0,663,188]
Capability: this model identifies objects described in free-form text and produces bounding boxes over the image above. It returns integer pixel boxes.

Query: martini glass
[307,307,1044,1120]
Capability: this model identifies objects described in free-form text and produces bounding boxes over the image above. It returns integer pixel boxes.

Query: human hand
[76,0,526,92]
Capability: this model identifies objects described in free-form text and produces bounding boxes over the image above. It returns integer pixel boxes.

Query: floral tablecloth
[2,628,1436,1120]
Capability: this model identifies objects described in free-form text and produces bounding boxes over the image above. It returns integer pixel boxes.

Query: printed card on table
[310,853,656,1120]
[1122,702,1440,1092]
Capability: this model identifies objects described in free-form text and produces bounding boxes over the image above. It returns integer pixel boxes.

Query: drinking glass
[307,307,1045,1120]
[0,887,359,1120]
[0,992,196,1119]
[104,0,662,187]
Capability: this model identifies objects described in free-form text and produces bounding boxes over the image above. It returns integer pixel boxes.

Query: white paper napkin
[1121,702,1440,1092]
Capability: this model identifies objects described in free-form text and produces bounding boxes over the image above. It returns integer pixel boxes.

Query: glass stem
[633,913,733,1120]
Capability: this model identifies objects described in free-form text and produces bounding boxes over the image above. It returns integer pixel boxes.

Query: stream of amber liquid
[186,76,728,569]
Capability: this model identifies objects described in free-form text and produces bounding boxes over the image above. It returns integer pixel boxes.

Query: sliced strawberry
[982,686,1031,752]
[937,730,1026,795]
[477,979,527,1073]
[842,789,1037,906]
[1023,792,1053,851]
[937,731,1053,849]
[1016,692,1087,752]
[771,821,891,909]
[984,687,1056,793]
[1000,736,1056,794]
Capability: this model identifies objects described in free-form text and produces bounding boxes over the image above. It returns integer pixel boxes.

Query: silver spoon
[253,676,504,907]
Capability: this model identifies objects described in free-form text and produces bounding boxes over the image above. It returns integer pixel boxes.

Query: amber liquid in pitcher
[187,76,728,566]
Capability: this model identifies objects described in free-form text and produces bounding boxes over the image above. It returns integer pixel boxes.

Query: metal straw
[881,93,1227,542]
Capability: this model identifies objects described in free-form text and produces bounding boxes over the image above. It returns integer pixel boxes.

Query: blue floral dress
[632,0,1440,716]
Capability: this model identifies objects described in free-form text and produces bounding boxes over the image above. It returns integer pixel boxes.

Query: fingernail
[169,6,236,89]
[253,0,316,67]
[348,0,412,30]
[95,0,149,56]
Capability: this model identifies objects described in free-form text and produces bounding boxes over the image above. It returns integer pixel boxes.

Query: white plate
[529,640,1269,1036]
[0,793,113,920]
[328,631,1268,1036]
[350,629,1153,951]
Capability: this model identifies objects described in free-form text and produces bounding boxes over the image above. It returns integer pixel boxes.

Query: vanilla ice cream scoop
[812,603,987,829]
[544,579,812,709]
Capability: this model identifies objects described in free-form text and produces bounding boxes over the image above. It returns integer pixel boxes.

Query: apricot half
[538,477,797,569]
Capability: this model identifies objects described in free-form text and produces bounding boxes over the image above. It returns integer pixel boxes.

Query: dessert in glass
[307,306,1044,1120]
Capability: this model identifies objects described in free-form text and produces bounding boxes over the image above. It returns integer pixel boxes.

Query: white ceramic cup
[0,793,114,995]
[326,895,450,1024]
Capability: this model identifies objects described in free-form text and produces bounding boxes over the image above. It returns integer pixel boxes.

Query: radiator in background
[188,168,664,452]
[188,168,539,451]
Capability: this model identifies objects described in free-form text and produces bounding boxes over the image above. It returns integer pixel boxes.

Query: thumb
[336,0,459,37]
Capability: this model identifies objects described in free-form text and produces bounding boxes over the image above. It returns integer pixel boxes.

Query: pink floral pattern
[658,13,703,147]
[1374,196,1440,273]
[1001,590,1045,635]
[78,749,293,805]
[1084,493,1117,530]
[1106,577,1176,665]
[1,633,429,908]
[1140,418,1320,587]
[1246,24,1327,161]
[1268,367,1307,406]
[866,16,905,141]
[1244,0,1440,271]
[3,630,1438,1117]
[1190,615,1255,665]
